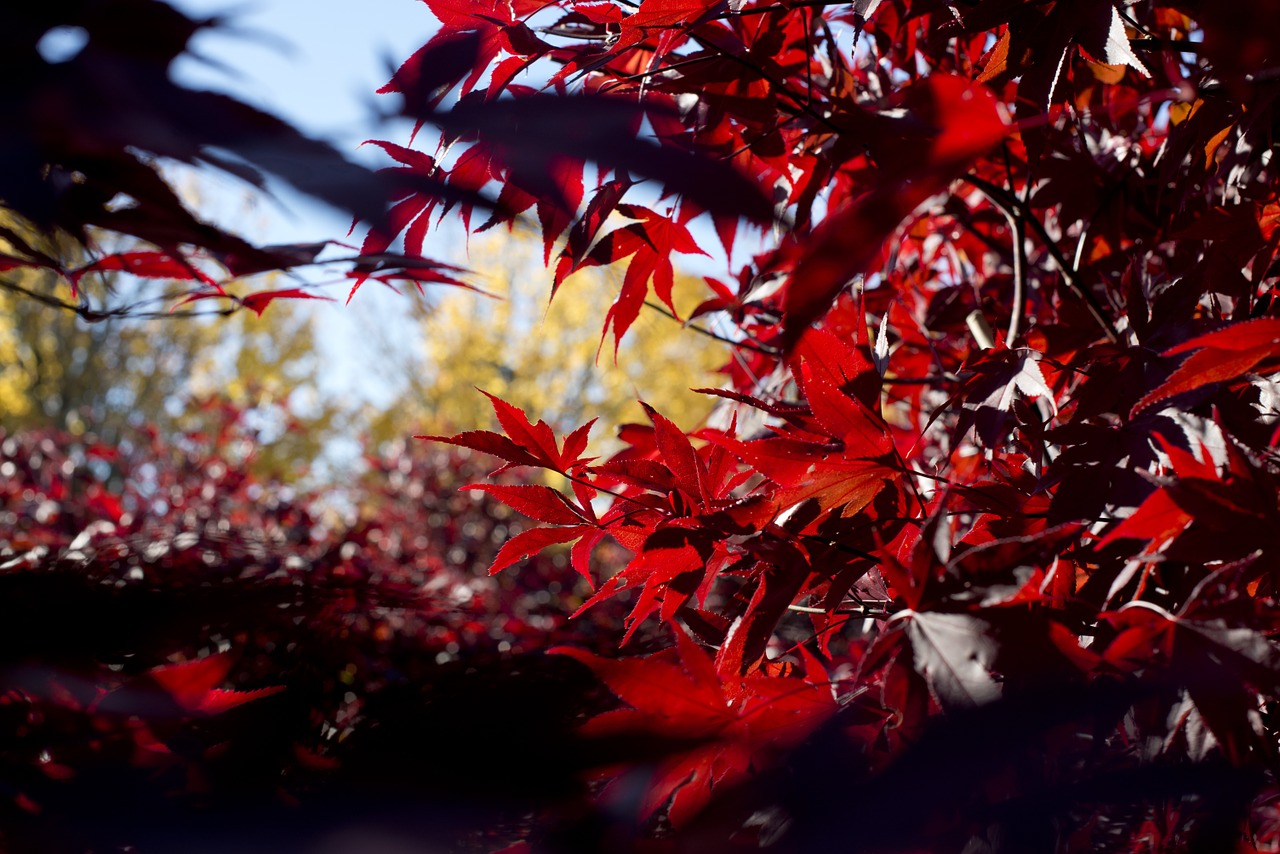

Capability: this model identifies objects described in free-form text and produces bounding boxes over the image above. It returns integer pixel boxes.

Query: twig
[0,278,82,314]
[1128,37,1206,56]
[689,30,844,135]
[1007,207,1028,343]
[962,174,1119,343]
[596,54,721,94]
[787,602,895,617]
[643,299,779,355]
[998,142,1029,342]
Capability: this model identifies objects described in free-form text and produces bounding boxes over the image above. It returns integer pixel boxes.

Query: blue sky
[166,0,450,412]
[156,0,747,431]
[171,0,428,143]
[170,0,434,240]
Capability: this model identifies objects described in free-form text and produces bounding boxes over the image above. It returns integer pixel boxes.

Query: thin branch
[1128,37,1206,56]
[711,0,850,18]
[962,174,1119,343]
[596,53,721,94]
[1007,208,1028,343]
[689,30,843,135]
[0,277,82,314]
[787,602,895,618]
[121,307,239,320]
[643,299,779,355]
[559,469,640,508]
[814,537,879,564]
[953,214,1010,258]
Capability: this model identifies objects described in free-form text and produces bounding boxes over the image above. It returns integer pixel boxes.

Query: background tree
[181,305,343,483]
[366,229,725,444]
[0,254,340,483]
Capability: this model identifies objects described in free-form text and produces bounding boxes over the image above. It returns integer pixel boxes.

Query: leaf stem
[689,30,843,135]
[1007,207,1028,343]
[642,299,779,355]
[0,278,83,314]
[721,0,854,18]
[787,602,894,617]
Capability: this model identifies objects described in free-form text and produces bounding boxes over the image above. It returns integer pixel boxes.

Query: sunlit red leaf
[420,393,595,474]
[146,654,284,715]
[466,484,588,526]
[554,627,836,824]
[781,76,1007,347]
[240,288,335,316]
[70,251,215,286]
[1132,319,1280,417]
[487,524,595,577]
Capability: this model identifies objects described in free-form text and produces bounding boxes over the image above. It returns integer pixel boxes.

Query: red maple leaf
[581,204,709,353]
[1132,318,1280,418]
[554,629,837,825]
[419,391,597,474]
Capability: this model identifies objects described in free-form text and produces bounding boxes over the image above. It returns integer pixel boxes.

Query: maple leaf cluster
[374,0,1280,848]
[0,1,478,321]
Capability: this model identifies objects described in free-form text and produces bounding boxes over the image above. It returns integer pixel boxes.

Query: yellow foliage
[367,230,726,448]
[0,215,337,482]
[181,299,342,482]
[0,305,30,420]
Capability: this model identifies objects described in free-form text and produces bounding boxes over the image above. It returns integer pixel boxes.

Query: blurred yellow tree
[0,218,339,482]
[365,230,726,447]
[183,303,344,483]
[0,276,203,438]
